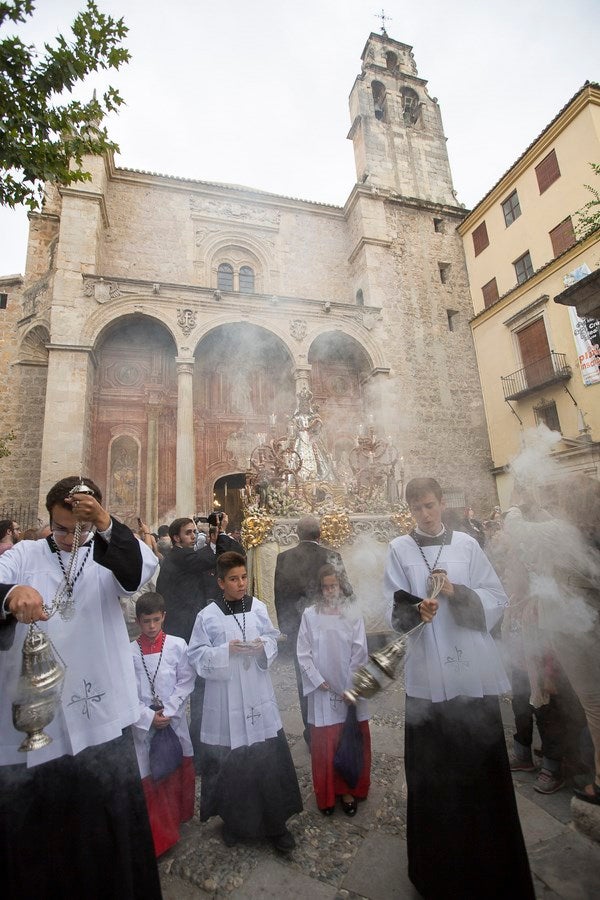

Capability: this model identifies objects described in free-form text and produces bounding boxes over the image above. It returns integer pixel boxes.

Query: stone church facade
[0,32,496,525]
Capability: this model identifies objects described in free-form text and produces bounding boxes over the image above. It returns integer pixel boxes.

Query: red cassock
[310,720,372,810]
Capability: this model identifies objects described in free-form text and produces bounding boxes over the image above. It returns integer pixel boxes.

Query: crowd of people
[1,470,599,899]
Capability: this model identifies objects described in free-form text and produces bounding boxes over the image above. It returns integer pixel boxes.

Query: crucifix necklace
[137,632,166,709]
[49,538,93,620]
[412,530,447,595]
[223,595,251,669]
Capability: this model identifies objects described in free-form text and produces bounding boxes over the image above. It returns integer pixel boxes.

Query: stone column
[145,394,162,528]
[37,345,95,514]
[175,357,196,516]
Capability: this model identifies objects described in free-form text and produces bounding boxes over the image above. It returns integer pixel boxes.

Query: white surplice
[0,536,158,766]
[296,606,369,726]
[383,530,510,702]
[131,634,196,778]
[187,598,282,749]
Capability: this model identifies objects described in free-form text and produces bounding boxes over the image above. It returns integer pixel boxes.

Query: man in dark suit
[274,515,352,744]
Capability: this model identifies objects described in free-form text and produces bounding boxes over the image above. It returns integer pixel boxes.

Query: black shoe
[222,825,238,847]
[573,783,600,805]
[341,797,358,816]
[319,806,335,816]
[271,828,296,852]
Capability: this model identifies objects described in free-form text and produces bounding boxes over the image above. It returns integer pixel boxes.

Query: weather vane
[375,8,392,36]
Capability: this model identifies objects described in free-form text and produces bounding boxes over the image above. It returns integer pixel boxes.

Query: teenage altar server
[188,551,302,851]
[0,476,161,899]
[383,477,534,900]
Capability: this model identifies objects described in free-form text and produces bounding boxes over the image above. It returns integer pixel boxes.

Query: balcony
[501,351,572,400]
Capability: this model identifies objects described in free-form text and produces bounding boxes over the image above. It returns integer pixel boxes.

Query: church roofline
[360,31,414,60]
[108,159,344,213]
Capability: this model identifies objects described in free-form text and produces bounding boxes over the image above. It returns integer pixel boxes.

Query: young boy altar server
[188,551,302,851]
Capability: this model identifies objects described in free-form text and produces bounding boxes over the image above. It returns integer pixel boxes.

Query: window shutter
[482,278,499,308]
[535,149,560,194]
[472,221,489,256]
[549,217,575,257]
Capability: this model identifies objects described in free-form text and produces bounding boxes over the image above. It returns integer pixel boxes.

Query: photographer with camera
[207,511,245,558]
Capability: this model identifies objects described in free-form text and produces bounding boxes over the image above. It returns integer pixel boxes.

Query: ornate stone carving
[289,319,307,342]
[177,308,197,335]
[109,435,139,518]
[190,196,280,228]
[84,279,121,302]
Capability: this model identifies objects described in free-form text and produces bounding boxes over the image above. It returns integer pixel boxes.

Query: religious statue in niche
[110,436,139,516]
[289,388,336,482]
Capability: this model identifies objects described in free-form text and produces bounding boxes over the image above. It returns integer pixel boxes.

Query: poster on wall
[564,264,600,386]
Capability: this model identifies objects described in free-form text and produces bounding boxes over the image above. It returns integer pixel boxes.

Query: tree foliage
[575,162,600,241]
[0,0,130,210]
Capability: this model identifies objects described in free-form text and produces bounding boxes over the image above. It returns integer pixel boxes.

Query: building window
[516,318,553,385]
[239,265,254,293]
[433,217,444,233]
[447,309,458,332]
[535,149,561,194]
[534,399,561,433]
[502,190,521,227]
[549,217,576,258]
[356,289,364,306]
[513,251,534,285]
[438,263,451,284]
[0,293,7,310]
[385,51,398,70]
[482,278,499,308]
[472,221,489,256]
[371,81,386,121]
[217,263,234,291]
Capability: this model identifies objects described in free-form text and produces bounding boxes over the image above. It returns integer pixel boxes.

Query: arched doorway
[212,472,247,528]
[92,316,178,526]
[194,323,295,511]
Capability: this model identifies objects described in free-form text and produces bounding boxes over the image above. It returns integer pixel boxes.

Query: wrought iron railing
[501,351,571,400]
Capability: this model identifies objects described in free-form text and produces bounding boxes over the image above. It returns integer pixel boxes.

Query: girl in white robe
[297,564,371,815]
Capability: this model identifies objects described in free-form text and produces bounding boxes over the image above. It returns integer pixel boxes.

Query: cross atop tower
[375,8,392,36]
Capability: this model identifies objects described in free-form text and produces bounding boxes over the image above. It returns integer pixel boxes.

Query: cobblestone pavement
[159,654,600,899]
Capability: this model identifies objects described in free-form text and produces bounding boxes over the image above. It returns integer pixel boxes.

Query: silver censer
[344,570,446,704]
[12,625,65,752]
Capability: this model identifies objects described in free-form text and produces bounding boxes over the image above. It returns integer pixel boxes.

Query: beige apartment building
[458,82,600,508]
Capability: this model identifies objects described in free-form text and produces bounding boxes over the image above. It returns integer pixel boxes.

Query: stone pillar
[145,394,162,528]
[37,345,95,513]
[175,357,196,516]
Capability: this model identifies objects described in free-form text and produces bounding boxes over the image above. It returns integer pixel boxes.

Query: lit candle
[224,482,228,497]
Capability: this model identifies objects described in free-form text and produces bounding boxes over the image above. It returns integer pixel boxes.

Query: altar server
[132,592,196,856]
[383,477,534,900]
[297,564,371,815]
[0,475,161,899]
[188,551,302,851]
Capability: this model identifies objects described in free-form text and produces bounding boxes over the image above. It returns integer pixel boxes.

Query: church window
[438,263,451,284]
[217,263,234,291]
[356,289,364,306]
[549,217,576,258]
[385,51,398,70]
[371,81,386,121]
[482,277,499,308]
[534,398,561,433]
[0,293,7,310]
[472,221,489,256]
[447,309,458,332]
[400,87,420,125]
[239,265,255,293]
[502,190,521,227]
[514,251,534,285]
[535,149,560,194]
[433,218,444,233]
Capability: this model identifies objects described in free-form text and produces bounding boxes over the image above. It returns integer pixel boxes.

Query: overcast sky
[1,0,598,275]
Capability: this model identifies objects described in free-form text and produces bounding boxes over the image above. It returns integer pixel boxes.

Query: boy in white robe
[188,551,302,851]
[132,592,196,856]
[384,477,534,900]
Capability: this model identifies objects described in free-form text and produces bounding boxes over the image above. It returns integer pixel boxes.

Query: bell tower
[348,32,457,206]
